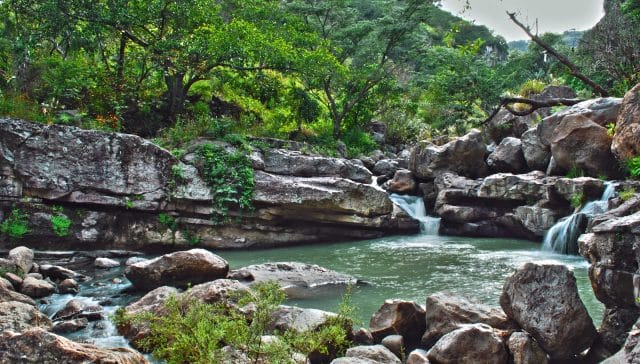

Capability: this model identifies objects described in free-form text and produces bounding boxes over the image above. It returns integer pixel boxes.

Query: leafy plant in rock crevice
[619,186,636,201]
[1,207,30,239]
[627,156,640,178]
[197,143,255,222]
[570,192,586,210]
[50,205,72,237]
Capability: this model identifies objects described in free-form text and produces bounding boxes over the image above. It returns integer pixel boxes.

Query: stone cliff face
[0,118,417,250]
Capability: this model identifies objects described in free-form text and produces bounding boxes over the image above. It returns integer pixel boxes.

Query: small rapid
[389,193,441,235]
[542,182,616,254]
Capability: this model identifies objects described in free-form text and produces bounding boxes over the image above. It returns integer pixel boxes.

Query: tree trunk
[164,72,186,122]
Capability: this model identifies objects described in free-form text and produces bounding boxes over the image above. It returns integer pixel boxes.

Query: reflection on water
[222,234,603,327]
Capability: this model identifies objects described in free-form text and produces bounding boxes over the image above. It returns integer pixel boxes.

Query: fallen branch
[483,97,585,124]
[507,12,610,97]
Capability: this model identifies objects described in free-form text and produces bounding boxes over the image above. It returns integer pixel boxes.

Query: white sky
[439,0,606,41]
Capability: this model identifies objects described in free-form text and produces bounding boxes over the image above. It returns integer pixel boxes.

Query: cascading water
[389,193,441,235]
[542,182,616,254]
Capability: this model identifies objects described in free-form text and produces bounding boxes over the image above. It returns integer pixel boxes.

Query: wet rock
[410,129,488,179]
[422,292,517,348]
[500,263,596,360]
[0,301,52,332]
[486,137,527,174]
[612,82,640,160]
[58,279,79,294]
[51,317,89,334]
[507,331,549,364]
[8,246,34,274]
[520,128,550,171]
[261,149,372,184]
[268,305,337,333]
[94,257,120,269]
[125,248,229,291]
[125,257,148,266]
[20,276,55,298]
[427,323,508,364]
[0,327,148,364]
[369,299,426,346]
[39,264,85,281]
[0,285,35,305]
[406,349,429,364]
[386,169,417,194]
[353,327,374,345]
[228,262,357,299]
[381,335,404,359]
[53,299,103,321]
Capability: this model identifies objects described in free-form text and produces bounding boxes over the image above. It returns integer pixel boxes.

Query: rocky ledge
[0,118,417,250]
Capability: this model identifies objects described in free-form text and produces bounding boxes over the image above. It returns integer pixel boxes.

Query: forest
[0,0,639,157]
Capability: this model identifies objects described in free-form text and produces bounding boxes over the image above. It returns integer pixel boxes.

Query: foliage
[566,165,585,179]
[158,213,178,231]
[570,192,586,209]
[517,79,546,97]
[198,143,254,220]
[606,122,616,137]
[1,207,30,239]
[114,282,353,364]
[626,156,640,178]
[50,205,72,237]
[619,186,636,201]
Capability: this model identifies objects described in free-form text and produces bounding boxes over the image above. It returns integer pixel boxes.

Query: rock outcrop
[0,118,416,250]
[612,82,640,160]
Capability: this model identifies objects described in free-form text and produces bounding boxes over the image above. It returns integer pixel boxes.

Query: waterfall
[542,182,616,254]
[389,194,441,235]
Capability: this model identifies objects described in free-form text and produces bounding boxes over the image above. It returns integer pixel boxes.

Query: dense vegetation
[0,0,638,154]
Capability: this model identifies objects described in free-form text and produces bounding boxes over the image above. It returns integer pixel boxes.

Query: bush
[50,206,72,237]
[517,79,546,97]
[1,207,30,239]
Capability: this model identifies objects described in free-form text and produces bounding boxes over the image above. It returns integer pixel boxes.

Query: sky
[439,0,606,41]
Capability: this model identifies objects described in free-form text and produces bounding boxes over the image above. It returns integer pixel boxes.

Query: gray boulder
[125,248,229,291]
[500,263,596,360]
[520,128,550,171]
[507,331,549,364]
[0,301,52,332]
[427,323,509,364]
[486,137,527,174]
[369,299,426,346]
[337,345,401,364]
[268,305,337,333]
[386,169,417,194]
[8,246,34,274]
[373,159,399,177]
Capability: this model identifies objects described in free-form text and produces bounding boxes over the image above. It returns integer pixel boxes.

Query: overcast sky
[439,0,606,41]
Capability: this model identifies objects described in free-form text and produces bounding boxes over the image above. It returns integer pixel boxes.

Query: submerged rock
[0,327,148,364]
[125,248,229,291]
[500,263,596,360]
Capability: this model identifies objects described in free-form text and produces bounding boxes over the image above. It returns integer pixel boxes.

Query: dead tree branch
[507,12,610,97]
[483,97,585,124]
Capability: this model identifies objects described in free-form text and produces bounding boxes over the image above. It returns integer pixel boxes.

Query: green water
[221,233,603,327]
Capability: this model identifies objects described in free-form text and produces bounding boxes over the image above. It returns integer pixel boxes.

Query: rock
[25,272,43,280]
[612,83,640,160]
[500,263,596,360]
[381,335,404,359]
[373,159,399,177]
[20,276,55,298]
[58,279,79,294]
[422,292,517,348]
[486,137,527,174]
[118,286,179,345]
[369,299,426,346]
[261,149,372,184]
[8,246,34,274]
[4,272,22,289]
[360,156,376,171]
[520,128,550,171]
[228,262,357,299]
[341,345,401,364]
[39,264,85,281]
[51,317,89,334]
[94,257,120,269]
[125,248,229,291]
[427,324,508,364]
[0,285,35,305]
[125,257,148,266]
[268,305,337,333]
[181,279,251,306]
[386,169,417,194]
[0,327,148,364]
[477,171,550,202]
[410,129,488,179]
[406,349,429,364]
[507,331,549,364]
[513,206,558,237]
[0,301,52,332]
[604,317,640,364]
[353,327,374,345]
[0,277,13,290]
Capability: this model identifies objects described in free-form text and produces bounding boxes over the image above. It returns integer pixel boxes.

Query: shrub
[50,206,72,237]
[620,187,636,201]
[517,79,546,97]
[1,207,30,239]
[627,156,640,178]
[570,192,586,209]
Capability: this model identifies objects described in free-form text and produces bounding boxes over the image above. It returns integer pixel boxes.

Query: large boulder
[124,248,229,291]
[0,301,52,332]
[261,149,372,184]
[422,292,517,348]
[486,137,527,174]
[229,262,357,299]
[0,286,35,306]
[410,129,488,179]
[426,323,509,364]
[369,299,426,346]
[0,327,148,364]
[7,246,34,274]
[182,279,251,306]
[604,317,640,364]
[507,331,549,364]
[520,128,550,171]
[386,169,417,194]
[19,276,55,298]
[500,263,597,360]
[332,345,401,364]
[268,305,337,333]
[117,286,179,346]
[538,97,623,178]
[612,83,640,160]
